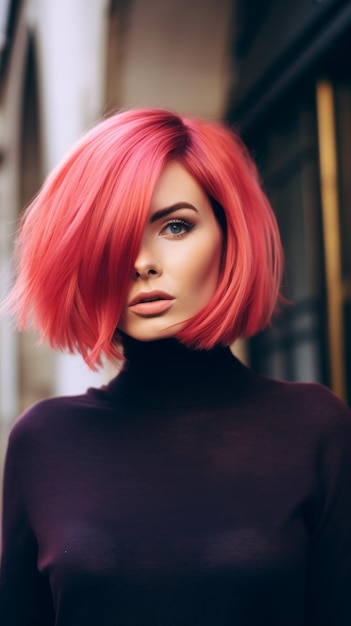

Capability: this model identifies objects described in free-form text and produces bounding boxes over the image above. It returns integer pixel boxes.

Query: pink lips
[128,291,175,316]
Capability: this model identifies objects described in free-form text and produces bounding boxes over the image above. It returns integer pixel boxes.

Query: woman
[1,108,351,625]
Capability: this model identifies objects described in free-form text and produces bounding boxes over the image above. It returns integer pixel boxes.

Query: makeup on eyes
[151,204,198,240]
[159,218,196,239]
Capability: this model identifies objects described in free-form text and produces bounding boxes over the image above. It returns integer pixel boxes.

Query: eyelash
[160,219,195,239]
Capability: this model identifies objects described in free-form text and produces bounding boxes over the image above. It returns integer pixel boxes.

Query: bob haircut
[6,108,283,369]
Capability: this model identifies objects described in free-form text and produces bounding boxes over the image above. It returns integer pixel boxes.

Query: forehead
[149,161,209,212]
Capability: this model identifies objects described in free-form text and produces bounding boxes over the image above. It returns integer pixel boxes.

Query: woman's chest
[30,415,310,585]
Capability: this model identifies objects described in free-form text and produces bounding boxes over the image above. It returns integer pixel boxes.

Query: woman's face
[118,161,223,342]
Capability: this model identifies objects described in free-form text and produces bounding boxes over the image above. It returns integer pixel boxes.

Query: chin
[126,330,177,342]
[119,321,186,342]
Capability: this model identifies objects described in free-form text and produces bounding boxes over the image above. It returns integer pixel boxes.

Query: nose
[132,242,162,280]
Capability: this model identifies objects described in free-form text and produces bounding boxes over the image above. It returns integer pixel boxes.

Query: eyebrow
[150,202,198,223]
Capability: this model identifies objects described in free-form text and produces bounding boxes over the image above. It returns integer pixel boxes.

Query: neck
[105,334,247,409]
[121,332,228,371]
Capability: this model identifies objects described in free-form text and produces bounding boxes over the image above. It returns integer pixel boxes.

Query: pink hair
[5,108,283,369]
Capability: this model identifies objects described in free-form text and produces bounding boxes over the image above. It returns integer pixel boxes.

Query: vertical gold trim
[316,81,346,400]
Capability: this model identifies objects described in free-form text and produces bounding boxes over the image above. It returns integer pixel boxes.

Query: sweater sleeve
[304,388,351,625]
[0,427,55,626]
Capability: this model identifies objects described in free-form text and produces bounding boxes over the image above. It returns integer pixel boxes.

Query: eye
[160,219,195,239]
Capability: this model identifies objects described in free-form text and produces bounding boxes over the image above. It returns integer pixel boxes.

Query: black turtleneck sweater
[1,337,351,625]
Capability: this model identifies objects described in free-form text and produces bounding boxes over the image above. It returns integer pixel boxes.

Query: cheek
[185,241,222,296]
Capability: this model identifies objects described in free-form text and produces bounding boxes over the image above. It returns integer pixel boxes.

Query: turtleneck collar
[103,334,249,410]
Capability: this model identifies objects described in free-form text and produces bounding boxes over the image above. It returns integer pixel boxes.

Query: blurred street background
[1,0,351,485]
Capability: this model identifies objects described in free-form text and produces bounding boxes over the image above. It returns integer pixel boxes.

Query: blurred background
[1,0,351,479]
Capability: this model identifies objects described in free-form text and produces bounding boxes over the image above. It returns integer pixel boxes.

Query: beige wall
[118,0,233,117]
[0,0,238,512]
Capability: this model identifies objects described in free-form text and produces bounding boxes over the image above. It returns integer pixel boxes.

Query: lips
[128,291,175,316]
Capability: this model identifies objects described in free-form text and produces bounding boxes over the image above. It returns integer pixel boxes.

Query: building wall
[226,0,351,405]
[0,0,236,495]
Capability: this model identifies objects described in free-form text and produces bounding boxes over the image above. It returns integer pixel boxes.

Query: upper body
[1,336,351,626]
[1,108,350,625]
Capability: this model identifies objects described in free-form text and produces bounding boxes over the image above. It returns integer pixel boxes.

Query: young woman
[1,108,351,626]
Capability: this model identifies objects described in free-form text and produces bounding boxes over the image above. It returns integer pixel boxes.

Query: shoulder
[246,363,347,411]
[7,384,112,456]
[246,369,351,438]
[278,379,350,422]
[271,377,349,415]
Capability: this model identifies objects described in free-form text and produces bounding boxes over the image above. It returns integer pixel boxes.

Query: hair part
[4,108,284,369]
